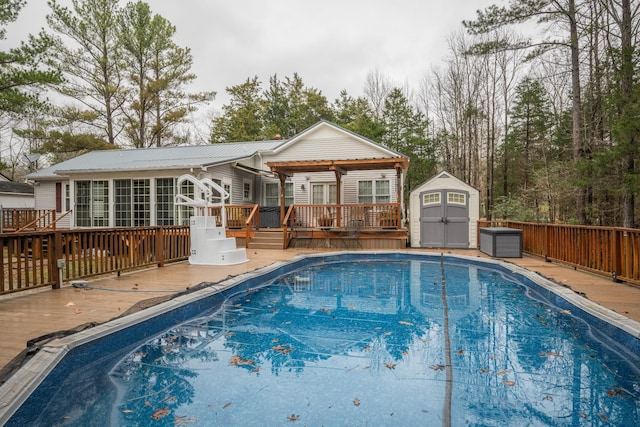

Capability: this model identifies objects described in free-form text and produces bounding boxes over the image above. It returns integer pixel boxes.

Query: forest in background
[0,0,638,227]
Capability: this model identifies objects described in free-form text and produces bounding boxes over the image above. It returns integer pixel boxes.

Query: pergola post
[278,172,287,227]
[332,167,345,226]
[396,167,403,227]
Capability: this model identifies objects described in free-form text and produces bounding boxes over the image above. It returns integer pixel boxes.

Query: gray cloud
[4,0,494,109]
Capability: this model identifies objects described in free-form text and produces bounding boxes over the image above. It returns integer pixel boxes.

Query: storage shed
[409,171,480,249]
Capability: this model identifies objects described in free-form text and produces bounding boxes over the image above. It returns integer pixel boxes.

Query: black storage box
[479,227,522,258]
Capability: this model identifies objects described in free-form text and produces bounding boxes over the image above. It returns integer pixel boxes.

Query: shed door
[420,190,469,248]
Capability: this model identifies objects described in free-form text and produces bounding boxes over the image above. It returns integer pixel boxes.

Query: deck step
[248,230,284,250]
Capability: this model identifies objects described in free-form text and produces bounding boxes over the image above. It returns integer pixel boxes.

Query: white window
[75,180,109,227]
[243,179,252,201]
[265,182,279,206]
[113,179,150,226]
[423,192,440,205]
[212,178,231,203]
[265,182,294,206]
[358,180,390,203]
[155,178,175,226]
[448,192,466,205]
[312,183,336,204]
[65,184,70,211]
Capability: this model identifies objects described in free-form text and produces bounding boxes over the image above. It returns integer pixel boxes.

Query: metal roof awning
[232,162,276,177]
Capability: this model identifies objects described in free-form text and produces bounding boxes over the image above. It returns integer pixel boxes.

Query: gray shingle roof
[0,181,34,194]
[25,140,285,180]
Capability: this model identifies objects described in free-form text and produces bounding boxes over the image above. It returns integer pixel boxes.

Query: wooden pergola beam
[266,157,410,227]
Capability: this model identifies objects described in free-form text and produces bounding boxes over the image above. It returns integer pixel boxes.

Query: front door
[420,190,469,248]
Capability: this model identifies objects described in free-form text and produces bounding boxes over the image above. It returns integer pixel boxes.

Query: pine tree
[0,0,61,115]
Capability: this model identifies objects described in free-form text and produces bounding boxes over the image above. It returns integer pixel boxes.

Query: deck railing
[1,209,57,232]
[285,203,401,229]
[282,203,402,248]
[0,226,190,295]
[479,220,640,286]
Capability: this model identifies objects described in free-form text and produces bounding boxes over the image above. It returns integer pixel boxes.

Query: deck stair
[248,229,284,250]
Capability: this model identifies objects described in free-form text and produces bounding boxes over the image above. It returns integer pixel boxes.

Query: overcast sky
[5,0,497,111]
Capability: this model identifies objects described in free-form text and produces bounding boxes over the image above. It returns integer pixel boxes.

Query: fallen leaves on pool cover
[384,363,396,369]
[430,364,445,371]
[399,320,413,326]
[151,407,170,420]
[353,398,361,406]
[606,388,625,397]
[272,344,295,354]
[539,351,563,357]
[287,413,300,421]
[175,415,198,425]
[503,381,516,386]
[229,355,254,365]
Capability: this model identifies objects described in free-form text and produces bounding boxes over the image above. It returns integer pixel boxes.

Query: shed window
[448,192,466,205]
[422,193,440,205]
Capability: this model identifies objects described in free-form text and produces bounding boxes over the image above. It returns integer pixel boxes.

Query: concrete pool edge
[1,251,639,424]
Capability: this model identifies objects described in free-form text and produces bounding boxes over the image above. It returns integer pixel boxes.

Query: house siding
[34,181,72,228]
[260,126,403,205]
[35,182,57,211]
[27,121,409,229]
[268,129,392,162]
[0,193,34,209]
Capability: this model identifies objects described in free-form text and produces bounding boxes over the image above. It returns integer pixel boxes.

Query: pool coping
[1,251,639,424]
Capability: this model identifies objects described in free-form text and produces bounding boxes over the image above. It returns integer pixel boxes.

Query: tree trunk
[620,0,635,228]
[569,0,587,224]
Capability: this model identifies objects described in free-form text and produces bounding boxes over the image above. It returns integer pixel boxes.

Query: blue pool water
[4,253,640,426]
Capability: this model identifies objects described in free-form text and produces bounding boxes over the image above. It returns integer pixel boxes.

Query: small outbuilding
[409,171,480,249]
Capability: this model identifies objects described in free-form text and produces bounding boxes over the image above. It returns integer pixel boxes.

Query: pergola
[266,157,410,225]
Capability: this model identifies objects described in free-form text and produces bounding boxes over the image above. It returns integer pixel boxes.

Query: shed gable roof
[412,171,479,193]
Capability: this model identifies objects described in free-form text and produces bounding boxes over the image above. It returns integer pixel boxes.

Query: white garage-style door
[419,190,470,248]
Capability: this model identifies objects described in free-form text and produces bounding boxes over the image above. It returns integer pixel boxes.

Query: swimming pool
[1,252,639,426]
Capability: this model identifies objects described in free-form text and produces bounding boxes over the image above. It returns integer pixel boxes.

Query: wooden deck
[1,248,640,379]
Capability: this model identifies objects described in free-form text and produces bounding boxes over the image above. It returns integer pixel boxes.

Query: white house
[25,121,409,230]
[0,173,34,208]
[409,171,480,249]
